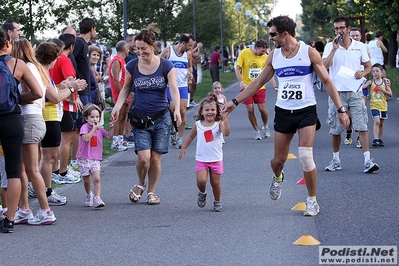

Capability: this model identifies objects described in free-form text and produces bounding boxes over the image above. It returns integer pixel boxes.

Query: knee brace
[298,147,316,172]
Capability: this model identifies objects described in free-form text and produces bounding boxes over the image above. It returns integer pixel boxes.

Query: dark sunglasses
[269,32,281,37]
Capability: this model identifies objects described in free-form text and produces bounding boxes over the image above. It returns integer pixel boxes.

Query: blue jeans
[133,113,171,154]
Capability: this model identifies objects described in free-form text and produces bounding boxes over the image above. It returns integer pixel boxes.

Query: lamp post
[235,2,242,44]
[245,10,251,45]
[193,0,197,40]
[220,0,224,73]
[253,14,259,40]
[259,19,264,39]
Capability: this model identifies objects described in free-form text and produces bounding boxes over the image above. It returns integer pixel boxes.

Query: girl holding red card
[76,104,114,208]
[179,93,230,212]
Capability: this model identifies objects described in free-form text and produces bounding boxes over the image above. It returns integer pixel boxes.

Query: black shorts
[274,105,319,134]
[60,111,77,132]
[41,121,61,148]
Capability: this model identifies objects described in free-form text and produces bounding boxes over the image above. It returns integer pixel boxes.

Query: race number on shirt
[249,68,262,79]
[278,82,305,100]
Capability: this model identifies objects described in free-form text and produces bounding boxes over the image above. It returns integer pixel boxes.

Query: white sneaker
[67,166,81,178]
[93,196,105,208]
[85,192,94,207]
[111,142,128,152]
[54,173,81,184]
[261,126,271,138]
[255,131,262,140]
[48,190,67,206]
[28,209,56,225]
[14,208,34,224]
[303,198,320,216]
[176,137,183,149]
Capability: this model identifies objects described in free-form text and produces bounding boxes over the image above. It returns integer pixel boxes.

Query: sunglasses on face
[269,32,281,37]
[334,26,347,31]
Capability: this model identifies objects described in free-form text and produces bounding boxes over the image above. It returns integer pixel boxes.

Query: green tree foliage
[0,0,55,42]
[301,0,399,66]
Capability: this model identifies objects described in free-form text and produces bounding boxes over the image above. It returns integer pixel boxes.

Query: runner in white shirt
[224,15,349,217]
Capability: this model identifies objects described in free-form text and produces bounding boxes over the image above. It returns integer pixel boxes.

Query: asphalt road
[4,79,398,266]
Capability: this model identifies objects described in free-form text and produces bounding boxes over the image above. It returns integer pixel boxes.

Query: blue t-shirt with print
[126,58,173,116]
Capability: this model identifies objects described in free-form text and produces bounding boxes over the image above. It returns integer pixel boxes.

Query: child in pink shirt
[76,104,114,208]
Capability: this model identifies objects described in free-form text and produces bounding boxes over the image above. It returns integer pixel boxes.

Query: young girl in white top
[179,93,230,212]
[211,81,227,110]
[212,81,227,143]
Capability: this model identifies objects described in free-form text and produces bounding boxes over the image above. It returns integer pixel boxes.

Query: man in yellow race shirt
[235,39,277,140]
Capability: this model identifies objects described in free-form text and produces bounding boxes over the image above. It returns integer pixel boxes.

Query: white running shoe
[303,198,320,216]
[28,209,56,225]
[255,131,262,140]
[14,208,34,224]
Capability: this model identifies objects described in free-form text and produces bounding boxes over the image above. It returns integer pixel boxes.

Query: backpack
[0,55,19,114]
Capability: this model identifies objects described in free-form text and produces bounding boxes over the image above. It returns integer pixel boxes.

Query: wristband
[232,98,239,106]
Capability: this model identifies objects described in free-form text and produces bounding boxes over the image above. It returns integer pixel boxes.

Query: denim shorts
[371,109,388,119]
[133,113,171,154]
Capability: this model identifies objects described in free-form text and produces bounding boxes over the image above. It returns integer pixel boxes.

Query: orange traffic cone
[291,202,306,211]
[293,234,321,246]
[296,177,306,184]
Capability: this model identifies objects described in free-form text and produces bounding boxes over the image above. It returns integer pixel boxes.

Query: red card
[204,130,214,143]
[90,135,98,147]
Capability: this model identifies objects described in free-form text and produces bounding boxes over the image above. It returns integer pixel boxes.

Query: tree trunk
[387,31,397,68]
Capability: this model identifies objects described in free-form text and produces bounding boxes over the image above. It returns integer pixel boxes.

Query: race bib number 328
[278,82,305,100]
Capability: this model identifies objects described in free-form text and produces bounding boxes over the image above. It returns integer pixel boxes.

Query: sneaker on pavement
[197,192,206,208]
[14,208,34,224]
[0,210,7,221]
[170,131,177,145]
[185,124,192,130]
[28,182,36,198]
[378,139,384,147]
[1,218,14,233]
[371,139,379,147]
[55,173,81,184]
[176,137,183,149]
[261,126,271,138]
[303,198,320,216]
[85,192,94,207]
[356,137,362,148]
[51,173,64,184]
[269,172,284,200]
[93,196,105,208]
[325,158,341,171]
[111,142,128,152]
[48,191,67,206]
[213,201,223,212]
[189,100,199,107]
[344,135,352,145]
[67,166,81,178]
[28,209,56,225]
[255,131,262,140]
[69,163,79,172]
[364,159,379,173]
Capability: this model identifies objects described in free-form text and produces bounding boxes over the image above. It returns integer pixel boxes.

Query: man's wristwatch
[337,106,347,113]
[232,98,239,106]
[68,87,75,93]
